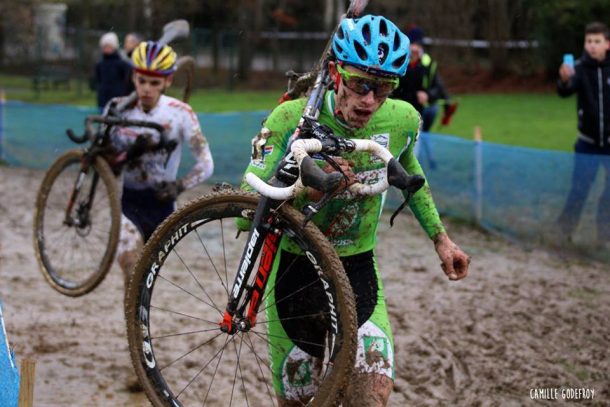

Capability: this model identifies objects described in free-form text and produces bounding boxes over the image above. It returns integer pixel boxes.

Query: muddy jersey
[108,94,213,190]
[240,90,445,256]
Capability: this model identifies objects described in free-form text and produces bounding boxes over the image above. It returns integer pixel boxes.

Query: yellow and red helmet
[131,41,177,76]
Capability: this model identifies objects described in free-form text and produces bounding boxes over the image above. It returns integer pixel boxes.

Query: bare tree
[237,0,259,82]
[484,0,524,76]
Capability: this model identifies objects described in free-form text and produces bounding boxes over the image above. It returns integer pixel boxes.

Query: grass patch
[2,73,579,150]
[2,75,97,107]
[1,74,283,112]
[434,93,577,151]
[166,88,283,113]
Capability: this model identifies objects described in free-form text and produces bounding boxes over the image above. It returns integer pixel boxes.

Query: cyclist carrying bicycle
[106,40,214,283]
[240,15,469,406]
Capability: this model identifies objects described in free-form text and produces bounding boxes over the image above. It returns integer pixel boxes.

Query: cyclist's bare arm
[180,125,214,190]
[397,136,470,281]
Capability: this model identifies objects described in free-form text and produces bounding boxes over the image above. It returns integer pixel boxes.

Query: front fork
[219,196,283,334]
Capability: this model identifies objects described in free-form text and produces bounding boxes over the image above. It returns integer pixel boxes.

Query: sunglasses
[336,64,399,98]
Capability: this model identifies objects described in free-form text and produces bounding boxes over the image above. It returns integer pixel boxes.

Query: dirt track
[1,165,608,406]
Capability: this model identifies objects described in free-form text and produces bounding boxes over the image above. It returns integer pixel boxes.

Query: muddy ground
[0,165,608,406]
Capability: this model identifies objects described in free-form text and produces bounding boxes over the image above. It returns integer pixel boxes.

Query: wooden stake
[18,359,36,407]
[473,125,482,142]
[474,126,483,223]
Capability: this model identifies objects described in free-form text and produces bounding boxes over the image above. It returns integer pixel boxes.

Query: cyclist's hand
[433,233,470,281]
[155,180,185,203]
[126,135,150,160]
[308,157,356,201]
[416,90,429,106]
[328,157,357,189]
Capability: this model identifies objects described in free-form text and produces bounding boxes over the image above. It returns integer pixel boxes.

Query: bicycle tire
[125,190,357,406]
[33,149,121,297]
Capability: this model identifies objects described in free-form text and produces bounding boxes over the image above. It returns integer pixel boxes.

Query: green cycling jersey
[239,90,445,256]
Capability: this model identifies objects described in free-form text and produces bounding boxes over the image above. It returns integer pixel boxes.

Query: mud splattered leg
[344,373,393,407]
[117,215,143,287]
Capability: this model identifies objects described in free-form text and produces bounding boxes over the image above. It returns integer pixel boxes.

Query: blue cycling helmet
[332,15,410,77]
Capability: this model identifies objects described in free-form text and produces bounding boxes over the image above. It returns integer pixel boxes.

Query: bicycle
[33,19,196,297]
[124,116,425,406]
[125,1,424,404]
[33,110,177,297]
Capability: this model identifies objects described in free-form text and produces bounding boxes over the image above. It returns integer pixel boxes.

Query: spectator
[392,25,456,132]
[122,32,141,94]
[94,32,131,110]
[557,22,610,243]
[123,32,141,58]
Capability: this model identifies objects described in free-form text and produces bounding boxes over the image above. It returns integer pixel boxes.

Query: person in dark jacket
[557,21,610,242]
[391,26,456,169]
[392,26,454,132]
[94,32,131,110]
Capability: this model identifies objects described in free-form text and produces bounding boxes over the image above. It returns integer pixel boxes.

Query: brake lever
[389,175,426,227]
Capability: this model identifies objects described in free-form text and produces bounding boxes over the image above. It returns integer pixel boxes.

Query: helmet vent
[362,23,371,44]
[393,33,401,51]
[378,43,389,65]
[337,27,345,40]
[157,52,171,67]
[354,41,368,61]
[379,18,388,37]
[393,55,407,69]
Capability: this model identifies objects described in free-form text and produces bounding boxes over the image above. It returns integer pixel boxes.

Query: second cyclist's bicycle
[33,112,176,296]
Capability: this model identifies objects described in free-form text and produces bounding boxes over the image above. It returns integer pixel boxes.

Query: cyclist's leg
[270,249,395,406]
[267,249,330,405]
[346,373,393,407]
[119,187,175,283]
[117,214,144,284]
[342,252,394,407]
[597,154,610,241]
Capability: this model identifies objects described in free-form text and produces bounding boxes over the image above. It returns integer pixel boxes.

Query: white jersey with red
[109,94,214,190]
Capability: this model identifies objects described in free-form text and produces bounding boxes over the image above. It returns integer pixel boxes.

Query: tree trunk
[237,0,253,81]
[486,0,521,77]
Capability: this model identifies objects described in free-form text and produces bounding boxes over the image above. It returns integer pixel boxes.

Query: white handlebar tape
[246,138,396,200]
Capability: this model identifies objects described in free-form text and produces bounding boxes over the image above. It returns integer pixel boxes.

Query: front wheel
[125,190,357,406]
[33,149,121,296]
